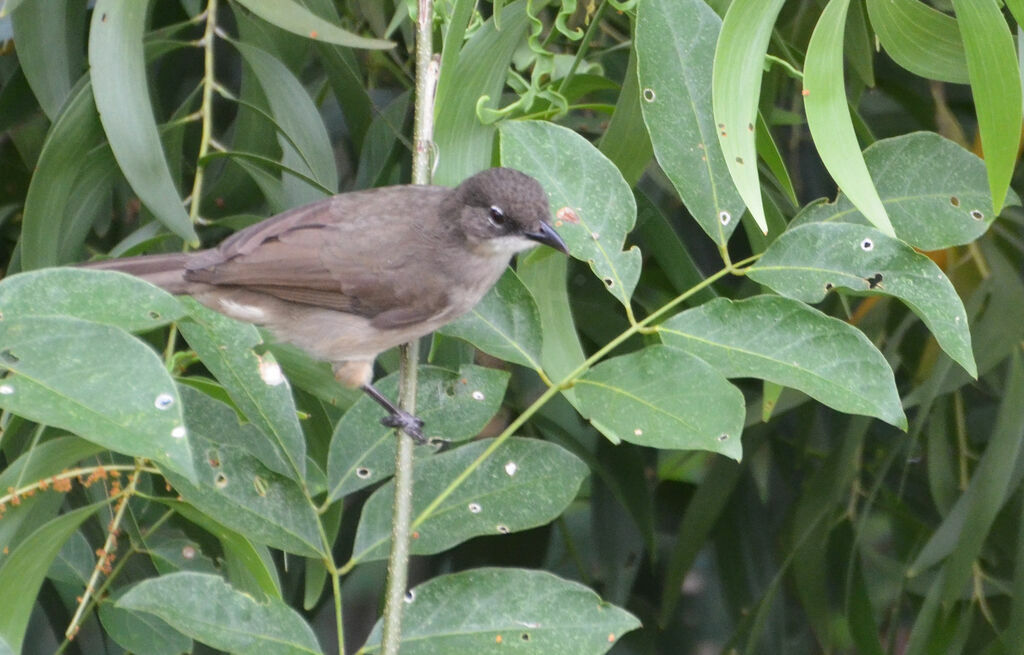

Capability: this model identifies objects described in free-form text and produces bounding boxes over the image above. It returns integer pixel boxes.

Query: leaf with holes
[440,269,543,371]
[0,269,184,332]
[350,438,586,563]
[748,223,975,377]
[326,364,509,501]
[574,345,745,459]
[660,296,906,428]
[162,386,323,558]
[117,572,323,655]
[637,0,747,243]
[500,120,640,311]
[791,132,1017,250]
[360,568,640,654]
[0,315,195,481]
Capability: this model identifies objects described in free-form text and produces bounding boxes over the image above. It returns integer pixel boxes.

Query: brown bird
[82,167,568,442]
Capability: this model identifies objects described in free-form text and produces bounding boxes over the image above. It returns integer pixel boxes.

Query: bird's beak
[524,222,569,254]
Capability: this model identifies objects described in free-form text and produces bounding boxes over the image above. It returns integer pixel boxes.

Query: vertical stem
[187,0,218,229]
[381,1,435,653]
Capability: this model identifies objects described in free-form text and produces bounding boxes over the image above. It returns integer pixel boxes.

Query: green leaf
[0,269,184,331]
[637,0,747,243]
[575,345,745,460]
[951,0,1022,214]
[660,296,906,428]
[350,438,587,562]
[791,132,1016,250]
[326,364,509,500]
[88,0,198,244]
[433,1,529,186]
[0,503,105,653]
[0,315,196,480]
[361,568,640,654]
[232,0,392,49]
[598,47,653,187]
[865,0,969,84]
[804,0,895,237]
[500,120,640,311]
[162,386,323,558]
[9,0,85,119]
[99,599,192,655]
[748,222,976,377]
[712,0,787,235]
[117,572,324,655]
[178,299,305,480]
[440,268,543,371]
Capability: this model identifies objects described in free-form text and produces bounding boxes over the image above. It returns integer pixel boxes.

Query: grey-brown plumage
[82,167,567,441]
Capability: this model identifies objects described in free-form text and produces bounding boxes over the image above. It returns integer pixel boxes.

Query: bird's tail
[79,253,193,294]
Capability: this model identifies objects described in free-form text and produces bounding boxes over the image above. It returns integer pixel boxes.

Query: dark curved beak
[524,222,569,254]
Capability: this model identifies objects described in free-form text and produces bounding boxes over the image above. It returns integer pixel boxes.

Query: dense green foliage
[1,1,1023,653]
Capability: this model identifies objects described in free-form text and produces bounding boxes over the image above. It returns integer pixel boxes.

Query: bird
[80,167,568,442]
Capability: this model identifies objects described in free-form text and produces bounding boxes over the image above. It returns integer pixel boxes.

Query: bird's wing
[184,189,450,324]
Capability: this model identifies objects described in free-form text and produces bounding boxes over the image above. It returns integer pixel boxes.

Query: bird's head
[450,168,569,257]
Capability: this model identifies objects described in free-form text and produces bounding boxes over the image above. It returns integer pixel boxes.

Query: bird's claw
[381,411,427,444]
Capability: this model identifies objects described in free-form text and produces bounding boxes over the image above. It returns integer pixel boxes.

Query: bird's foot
[381,410,427,444]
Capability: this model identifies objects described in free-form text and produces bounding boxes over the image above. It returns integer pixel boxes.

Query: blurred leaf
[805,0,895,237]
[598,47,653,187]
[951,0,1022,214]
[0,503,105,654]
[354,91,409,189]
[10,0,85,119]
[0,315,196,480]
[638,0,747,243]
[0,269,184,331]
[350,438,587,562]
[326,364,509,500]
[361,568,640,654]
[575,345,745,460]
[163,386,323,558]
[792,132,1015,250]
[712,0,786,235]
[501,120,640,311]
[440,268,543,371]
[232,0,392,49]
[865,0,968,84]
[117,572,324,655]
[660,295,906,428]
[748,223,976,377]
[88,0,197,244]
[178,299,305,480]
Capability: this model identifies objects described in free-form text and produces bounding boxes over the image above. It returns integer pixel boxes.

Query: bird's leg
[360,383,427,444]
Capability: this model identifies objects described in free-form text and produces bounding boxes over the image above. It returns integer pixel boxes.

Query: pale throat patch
[476,234,539,256]
[218,298,267,322]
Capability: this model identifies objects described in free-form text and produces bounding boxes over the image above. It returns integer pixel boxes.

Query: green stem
[185,0,218,235]
[555,0,610,96]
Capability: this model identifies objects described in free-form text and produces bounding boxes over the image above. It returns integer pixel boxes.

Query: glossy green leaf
[575,345,745,460]
[162,387,323,558]
[350,438,587,562]
[0,315,196,480]
[440,268,543,371]
[712,0,786,235]
[805,0,895,237]
[500,120,640,310]
[865,0,969,84]
[10,0,85,119]
[326,364,509,500]
[660,296,906,428]
[0,503,105,653]
[637,0,747,243]
[0,269,184,331]
[791,132,1016,250]
[951,0,1022,214]
[232,0,392,49]
[748,223,976,377]
[433,1,528,186]
[178,299,305,480]
[361,568,640,654]
[88,0,197,244]
[117,572,323,655]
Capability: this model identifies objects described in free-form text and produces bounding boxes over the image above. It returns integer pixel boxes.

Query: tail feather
[79,253,194,294]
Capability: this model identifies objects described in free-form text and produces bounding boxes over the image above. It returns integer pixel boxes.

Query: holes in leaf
[866,273,883,289]
[718,434,729,442]
[472,390,485,401]
[603,278,614,288]
[719,211,731,226]
[824,282,834,292]
[521,633,531,642]
[949,196,960,207]
[214,472,228,488]
[154,393,174,410]
[171,426,187,439]
[207,450,221,468]
[642,87,655,102]
[860,238,874,251]
[148,310,161,320]
[404,590,415,603]
[497,524,510,534]
[356,467,372,479]
[971,209,984,221]
[0,349,19,365]
[468,502,482,514]
[504,462,518,476]
[0,384,13,395]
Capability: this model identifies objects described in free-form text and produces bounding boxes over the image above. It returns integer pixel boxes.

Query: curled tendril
[554,0,585,41]
[525,0,549,56]
[608,0,638,11]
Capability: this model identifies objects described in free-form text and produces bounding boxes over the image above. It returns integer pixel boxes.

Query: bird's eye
[488,205,506,226]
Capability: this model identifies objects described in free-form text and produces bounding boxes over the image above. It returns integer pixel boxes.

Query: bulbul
[82,167,568,442]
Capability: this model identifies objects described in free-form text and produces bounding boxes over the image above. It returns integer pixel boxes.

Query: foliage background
[0,0,1023,654]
